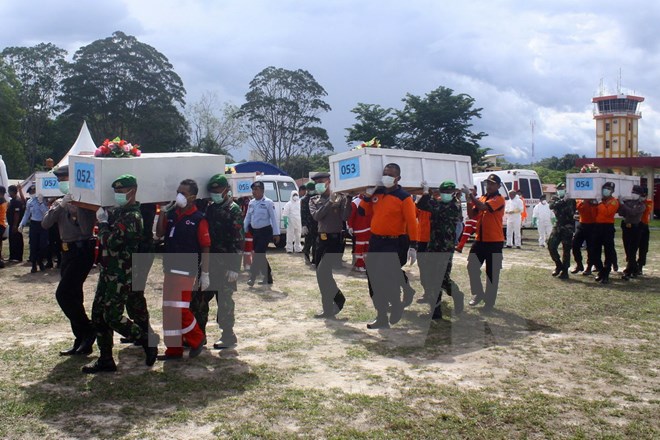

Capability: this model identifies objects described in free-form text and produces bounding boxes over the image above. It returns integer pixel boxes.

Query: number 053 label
[338,157,360,180]
[74,162,95,190]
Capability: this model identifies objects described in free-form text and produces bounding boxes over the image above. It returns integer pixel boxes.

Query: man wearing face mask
[190,174,244,350]
[19,185,50,272]
[243,181,280,286]
[309,172,351,318]
[617,185,646,281]
[283,190,303,253]
[41,166,97,356]
[156,179,209,359]
[589,182,620,284]
[417,181,465,320]
[359,163,418,329]
[547,182,576,279]
[532,195,554,247]
[301,181,318,266]
[82,174,158,373]
[571,197,598,275]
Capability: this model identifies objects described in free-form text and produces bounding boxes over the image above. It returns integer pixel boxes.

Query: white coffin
[566,173,640,200]
[225,173,257,197]
[329,147,473,193]
[35,171,64,198]
[69,153,225,208]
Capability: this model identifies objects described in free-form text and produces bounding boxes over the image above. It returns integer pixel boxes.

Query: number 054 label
[338,157,360,180]
[573,177,593,191]
[74,162,95,190]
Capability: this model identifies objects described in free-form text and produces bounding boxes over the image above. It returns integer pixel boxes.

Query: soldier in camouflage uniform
[547,182,577,279]
[82,174,158,374]
[191,174,244,349]
[417,181,465,320]
[301,181,318,266]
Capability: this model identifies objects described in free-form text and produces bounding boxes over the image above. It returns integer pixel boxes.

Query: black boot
[76,333,96,355]
[558,271,569,279]
[60,338,81,356]
[552,267,561,277]
[82,357,117,374]
[367,311,390,329]
[213,331,238,349]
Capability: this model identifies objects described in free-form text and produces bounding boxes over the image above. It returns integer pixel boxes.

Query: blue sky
[3,0,660,162]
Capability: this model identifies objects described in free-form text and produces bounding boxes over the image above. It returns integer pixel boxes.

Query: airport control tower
[592,93,644,158]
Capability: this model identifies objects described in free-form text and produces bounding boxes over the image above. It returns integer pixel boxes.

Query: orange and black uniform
[415,204,433,295]
[572,200,597,268]
[590,196,620,278]
[359,186,418,319]
[467,192,505,307]
[637,199,653,271]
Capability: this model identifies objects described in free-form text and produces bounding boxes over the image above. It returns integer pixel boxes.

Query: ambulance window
[530,179,543,199]
[518,179,531,198]
[278,181,296,202]
[504,182,513,191]
[262,181,278,201]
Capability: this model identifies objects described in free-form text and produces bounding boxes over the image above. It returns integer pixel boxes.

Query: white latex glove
[226,270,239,282]
[200,272,210,290]
[163,200,176,212]
[37,194,43,203]
[421,180,429,193]
[461,184,471,196]
[96,207,109,223]
[302,226,308,236]
[348,227,354,235]
[407,248,417,266]
[365,186,377,197]
[60,193,73,207]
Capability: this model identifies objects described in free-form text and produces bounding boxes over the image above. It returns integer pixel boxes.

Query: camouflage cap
[207,173,229,190]
[556,182,566,189]
[439,180,456,191]
[111,174,137,189]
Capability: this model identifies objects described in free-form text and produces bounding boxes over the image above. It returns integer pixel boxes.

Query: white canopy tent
[56,120,97,168]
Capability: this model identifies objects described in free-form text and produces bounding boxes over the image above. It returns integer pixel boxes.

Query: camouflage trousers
[548,225,574,272]
[424,252,461,301]
[92,271,149,357]
[190,260,237,335]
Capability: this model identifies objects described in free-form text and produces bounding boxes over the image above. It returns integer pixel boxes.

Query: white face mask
[630,194,640,200]
[175,192,188,208]
[541,200,547,205]
[381,175,396,188]
[292,195,299,201]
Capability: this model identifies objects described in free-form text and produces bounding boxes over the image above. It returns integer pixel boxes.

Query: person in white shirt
[532,195,554,247]
[505,191,524,248]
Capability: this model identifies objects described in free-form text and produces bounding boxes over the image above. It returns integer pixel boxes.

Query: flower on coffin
[579,163,600,173]
[352,137,381,150]
[94,137,141,158]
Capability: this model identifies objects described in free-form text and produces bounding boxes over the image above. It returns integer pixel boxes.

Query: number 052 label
[338,157,360,180]
[74,162,95,190]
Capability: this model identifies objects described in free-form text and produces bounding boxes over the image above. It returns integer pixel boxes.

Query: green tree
[1,43,68,171]
[186,92,245,158]
[0,61,28,177]
[396,86,487,163]
[60,31,188,152]
[345,103,398,148]
[239,66,332,169]
[281,153,330,180]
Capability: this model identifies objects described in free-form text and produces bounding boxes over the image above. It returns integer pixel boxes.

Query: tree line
[1,31,490,180]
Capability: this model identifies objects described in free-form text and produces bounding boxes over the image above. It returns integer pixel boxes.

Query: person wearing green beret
[547,182,576,280]
[83,174,158,373]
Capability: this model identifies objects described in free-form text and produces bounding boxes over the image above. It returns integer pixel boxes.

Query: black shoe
[582,269,592,276]
[213,333,238,350]
[247,278,255,287]
[452,290,465,315]
[82,358,117,374]
[76,334,96,355]
[367,318,390,329]
[505,245,512,248]
[189,341,204,358]
[621,273,630,281]
[59,338,82,356]
[558,271,569,279]
[594,273,604,282]
[45,261,53,269]
[551,268,561,277]
[570,264,584,274]
[469,295,483,306]
[38,263,46,271]
[599,277,609,284]
[31,266,37,273]
[141,336,158,366]
[481,304,495,314]
[157,353,183,361]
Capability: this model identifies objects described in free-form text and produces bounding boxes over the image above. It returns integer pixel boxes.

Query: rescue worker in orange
[636,186,652,276]
[590,182,620,284]
[571,198,597,275]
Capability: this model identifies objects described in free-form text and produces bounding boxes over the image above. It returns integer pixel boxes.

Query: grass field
[0,228,658,439]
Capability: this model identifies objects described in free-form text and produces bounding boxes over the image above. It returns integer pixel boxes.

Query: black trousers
[303,229,318,264]
[621,221,641,275]
[28,220,49,264]
[316,233,346,314]
[250,225,273,282]
[366,236,405,316]
[56,241,95,340]
[467,241,503,307]
[637,223,650,269]
[591,223,616,276]
[572,222,593,267]
[8,226,24,261]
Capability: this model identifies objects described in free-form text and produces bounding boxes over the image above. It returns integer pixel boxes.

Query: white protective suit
[532,200,554,246]
[283,191,302,252]
[505,195,524,247]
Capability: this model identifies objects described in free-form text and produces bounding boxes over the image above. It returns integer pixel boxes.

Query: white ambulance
[472,169,543,228]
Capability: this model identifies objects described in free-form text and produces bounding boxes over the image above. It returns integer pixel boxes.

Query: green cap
[439,180,456,191]
[305,181,316,191]
[556,182,566,189]
[207,174,229,190]
[112,174,137,189]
